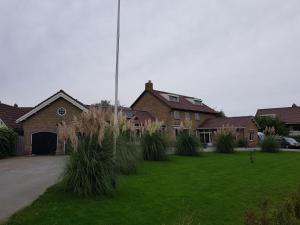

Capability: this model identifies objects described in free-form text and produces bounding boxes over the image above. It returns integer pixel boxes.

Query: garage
[32,132,57,155]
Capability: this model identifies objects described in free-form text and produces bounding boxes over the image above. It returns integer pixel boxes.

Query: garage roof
[16,90,88,123]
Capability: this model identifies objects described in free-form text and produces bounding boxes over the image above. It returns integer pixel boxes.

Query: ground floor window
[249,130,255,141]
[197,129,215,144]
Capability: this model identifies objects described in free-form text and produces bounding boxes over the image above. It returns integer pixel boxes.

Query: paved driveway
[0,156,67,222]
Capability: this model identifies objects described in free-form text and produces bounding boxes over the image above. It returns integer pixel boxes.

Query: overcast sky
[0,0,299,116]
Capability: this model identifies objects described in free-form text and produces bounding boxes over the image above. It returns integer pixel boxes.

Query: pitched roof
[199,116,256,129]
[16,90,88,123]
[256,106,300,124]
[122,108,155,124]
[132,89,217,114]
[0,103,32,131]
[90,105,156,124]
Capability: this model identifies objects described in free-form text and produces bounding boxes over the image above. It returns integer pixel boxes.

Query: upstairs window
[57,107,66,116]
[193,99,203,105]
[169,95,179,102]
[173,111,180,120]
[185,112,190,120]
[195,113,200,121]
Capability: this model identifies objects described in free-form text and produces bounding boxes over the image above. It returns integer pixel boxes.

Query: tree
[255,116,289,136]
[92,100,111,107]
[216,110,226,118]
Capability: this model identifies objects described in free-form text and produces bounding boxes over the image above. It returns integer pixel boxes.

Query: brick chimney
[145,80,153,91]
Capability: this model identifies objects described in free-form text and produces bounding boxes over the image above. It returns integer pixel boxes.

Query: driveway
[0,156,67,222]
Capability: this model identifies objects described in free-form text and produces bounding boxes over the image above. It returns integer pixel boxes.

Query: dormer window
[169,95,179,102]
[193,99,203,105]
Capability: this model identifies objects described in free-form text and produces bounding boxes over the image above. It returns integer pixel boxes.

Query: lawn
[4,152,300,225]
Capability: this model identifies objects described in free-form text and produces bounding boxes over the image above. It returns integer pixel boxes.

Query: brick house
[131,81,218,137]
[256,104,300,136]
[131,81,259,147]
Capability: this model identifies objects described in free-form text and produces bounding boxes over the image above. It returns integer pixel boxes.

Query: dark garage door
[32,132,57,155]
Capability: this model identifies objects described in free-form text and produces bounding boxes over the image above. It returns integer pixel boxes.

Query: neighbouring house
[131,81,219,137]
[4,90,155,156]
[256,104,300,136]
[198,116,259,147]
[0,103,32,135]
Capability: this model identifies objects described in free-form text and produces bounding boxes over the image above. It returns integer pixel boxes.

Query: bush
[115,134,141,175]
[63,131,115,197]
[260,136,280,153]
[175,131,201,156]
[142,132,167,161]
[245,186,300,225]
[0,128,17,159]
[59,108,140,197]
[214,127,236,153]
[237,138,248,148]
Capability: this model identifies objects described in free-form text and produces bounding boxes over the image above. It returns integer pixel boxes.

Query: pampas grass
[141,120,167,161]
[58,107,139,196]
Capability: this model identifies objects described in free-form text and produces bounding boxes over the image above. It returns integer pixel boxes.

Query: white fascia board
[16,92,88,123]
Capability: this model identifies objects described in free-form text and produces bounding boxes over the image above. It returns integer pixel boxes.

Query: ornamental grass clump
[214,125,237,153]
[58,108,115,197]
[114,112,141,175]
[260,126,280,153]
[141,120,167,161]
[260,136,280,153]
[175,120,201,156]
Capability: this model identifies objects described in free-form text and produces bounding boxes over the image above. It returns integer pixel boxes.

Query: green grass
[4,152,300,225]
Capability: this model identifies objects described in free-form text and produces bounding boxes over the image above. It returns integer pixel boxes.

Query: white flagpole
[113,0,121,157]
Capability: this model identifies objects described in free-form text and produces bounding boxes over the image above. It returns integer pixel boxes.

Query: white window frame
[173,111,180,120]
[168,95,179,102]
[57,107,67,117]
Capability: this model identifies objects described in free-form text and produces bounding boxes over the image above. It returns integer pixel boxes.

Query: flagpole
[113,0,121,158]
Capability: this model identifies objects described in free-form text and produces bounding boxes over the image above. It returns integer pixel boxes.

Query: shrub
[260,136,280,153]
[59,108,115,197]
[214,126,236,153]
[115,134,141,175]
[63,131,115,197]
[175,131,201,156]
[141,120,167,161]
[237,138,249,148]
[142,132,167,161]
[245,187,300,225]
[0,128,17,159]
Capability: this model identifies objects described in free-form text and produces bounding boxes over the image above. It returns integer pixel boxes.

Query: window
[169,95,179,102]
[194,99,203,105]
[249,130,255,141]
[195,113,200,121]
[57,107,66,116]
[185,112,190,120]
[174,127,180,136]
[173,111,180,120]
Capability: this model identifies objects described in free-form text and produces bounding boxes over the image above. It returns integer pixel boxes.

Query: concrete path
[0,156,67,222]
